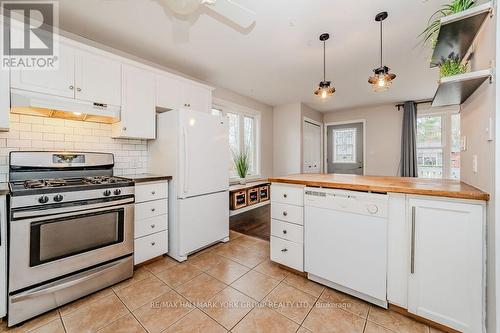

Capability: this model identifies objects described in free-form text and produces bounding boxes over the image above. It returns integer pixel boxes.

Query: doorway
[303,118,323,173]
[325,121,365,175]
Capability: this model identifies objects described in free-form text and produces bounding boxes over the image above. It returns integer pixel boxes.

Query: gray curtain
[400,101,418,177]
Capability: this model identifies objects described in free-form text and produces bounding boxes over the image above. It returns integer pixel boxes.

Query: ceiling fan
[160,0,256,35]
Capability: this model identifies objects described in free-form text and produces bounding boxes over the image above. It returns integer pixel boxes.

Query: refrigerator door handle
[183,126,189,194]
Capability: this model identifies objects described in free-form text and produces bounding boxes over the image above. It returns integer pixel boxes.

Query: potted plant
[232,150,250,185]
[420,0,475,48]
[439,53,468,78]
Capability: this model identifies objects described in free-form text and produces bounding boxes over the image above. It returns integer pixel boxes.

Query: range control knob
[367,204,379,215]
[103,190,112,197]
[38,195,49,204]
[53,194,63,202]
[114,189,122,195]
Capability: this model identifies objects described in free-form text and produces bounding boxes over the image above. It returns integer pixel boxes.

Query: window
[333,128,356,163]
[212,103,260,178]
[417,111,460,179]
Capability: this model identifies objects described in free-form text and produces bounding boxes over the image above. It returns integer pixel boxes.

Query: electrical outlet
[473,154,478,173]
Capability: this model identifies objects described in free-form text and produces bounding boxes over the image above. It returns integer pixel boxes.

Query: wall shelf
[430,2,493,68]
[431,69,492,107]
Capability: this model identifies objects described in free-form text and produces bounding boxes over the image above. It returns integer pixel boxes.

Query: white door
[74,49,122,106]
[10,43,76,98]
[303,120,321,173]
[407,198,483,332]
[156,74,183,110]
[178,109,229,198]
[113,64,156,139]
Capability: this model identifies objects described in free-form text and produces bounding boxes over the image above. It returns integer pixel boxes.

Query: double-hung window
[416,109,460,179]
[211,103,260,179]
[332,128,357,163]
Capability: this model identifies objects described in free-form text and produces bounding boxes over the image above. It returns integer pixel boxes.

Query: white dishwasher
[304,187,388,308]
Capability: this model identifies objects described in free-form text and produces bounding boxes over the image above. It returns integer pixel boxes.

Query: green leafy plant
[439,53,468,78]
[420,0,475,48]
[232,149,250,180]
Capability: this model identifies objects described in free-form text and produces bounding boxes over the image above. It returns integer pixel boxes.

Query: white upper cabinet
[407,197,484,333]
[156,74,212,112]
[10,42,76,98]
[74,49,121,106]
[112,64,156,139]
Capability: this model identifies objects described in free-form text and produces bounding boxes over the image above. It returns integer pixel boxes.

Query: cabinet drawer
[134,231,168,265]
[135,199,168,220]
[271,219,303,243]
[271,184,303,206]
[271,202,303,225]
[135,214,167,238]
[270,236,303,272]
[135,182,168,203]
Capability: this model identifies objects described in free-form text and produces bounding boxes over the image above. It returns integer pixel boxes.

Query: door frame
[302,117,324,173]
[324,119,367,175]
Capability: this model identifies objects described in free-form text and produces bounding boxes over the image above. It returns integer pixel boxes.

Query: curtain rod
[395,99,433,111]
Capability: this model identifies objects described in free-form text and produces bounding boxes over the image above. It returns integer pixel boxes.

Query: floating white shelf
[229,200,269,217]
[430,2,493,68]
[432,69,492,107]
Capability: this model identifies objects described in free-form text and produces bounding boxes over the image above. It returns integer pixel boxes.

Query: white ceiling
[57,0,447,111]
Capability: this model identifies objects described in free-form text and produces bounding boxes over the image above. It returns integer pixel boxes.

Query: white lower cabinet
[407,197,484,333]
[134,180,169,265]
[270,183,304,272]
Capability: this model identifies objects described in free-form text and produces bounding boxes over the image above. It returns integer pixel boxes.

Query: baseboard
[388,304,461,333]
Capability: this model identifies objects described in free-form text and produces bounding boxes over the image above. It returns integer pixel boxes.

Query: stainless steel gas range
[7,152,134,326]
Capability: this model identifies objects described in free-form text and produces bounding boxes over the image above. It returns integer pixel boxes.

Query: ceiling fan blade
[206,0,255,28]
[171,16,191,43]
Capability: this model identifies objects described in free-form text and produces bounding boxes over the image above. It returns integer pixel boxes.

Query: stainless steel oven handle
[12,197,134,220]
[11,257,130,303]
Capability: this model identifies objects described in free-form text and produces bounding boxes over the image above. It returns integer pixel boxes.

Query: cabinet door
[156,74,183,110]
[74,49,121,106]
[112,64,155,139]
[10,42,75,98]
[185,84,212,112]
[407,198,484,333]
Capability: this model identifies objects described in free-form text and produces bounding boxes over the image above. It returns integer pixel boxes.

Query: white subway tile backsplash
[0,115,148,180]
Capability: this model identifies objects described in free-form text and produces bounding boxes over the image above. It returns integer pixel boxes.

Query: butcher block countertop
[268,174,489,201]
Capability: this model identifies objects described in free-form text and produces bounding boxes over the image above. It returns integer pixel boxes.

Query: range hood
[10,89,120,124]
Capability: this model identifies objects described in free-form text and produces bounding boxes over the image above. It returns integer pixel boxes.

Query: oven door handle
[10,257,130,303]
[12,197,134,220]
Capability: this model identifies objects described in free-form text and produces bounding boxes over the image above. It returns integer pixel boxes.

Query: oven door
[9,198,134,292]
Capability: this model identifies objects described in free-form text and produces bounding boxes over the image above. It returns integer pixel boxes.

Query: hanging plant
[420,0,475,48]
[439,53,468,78]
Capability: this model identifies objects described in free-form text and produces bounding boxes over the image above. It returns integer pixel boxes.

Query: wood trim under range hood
[10,89,120,124]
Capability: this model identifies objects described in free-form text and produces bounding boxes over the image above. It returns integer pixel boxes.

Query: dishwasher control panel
[304,187,388,218]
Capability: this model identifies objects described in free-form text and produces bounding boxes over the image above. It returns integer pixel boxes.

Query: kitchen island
[268,174,487,333]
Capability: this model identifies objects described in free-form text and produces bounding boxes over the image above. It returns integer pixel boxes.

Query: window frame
[416,106,460,179]
[332,128,357,164]
[212,98,261,181]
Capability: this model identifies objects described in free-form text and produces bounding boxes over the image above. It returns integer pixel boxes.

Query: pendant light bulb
[368,12,396,92]
[314,33,335,99]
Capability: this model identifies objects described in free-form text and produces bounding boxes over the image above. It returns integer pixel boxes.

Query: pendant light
[368,12,396,92]
[314,33,335,99]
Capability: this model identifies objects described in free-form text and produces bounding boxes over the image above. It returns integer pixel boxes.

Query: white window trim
[417,106,460,179]
[332,128,357,164]
[213,98,262,182]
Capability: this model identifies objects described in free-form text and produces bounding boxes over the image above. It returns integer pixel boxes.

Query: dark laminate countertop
[268,173,489,201]
[122,174,172,184]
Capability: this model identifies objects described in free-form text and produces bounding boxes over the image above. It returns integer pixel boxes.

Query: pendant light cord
[380,20,383,68]
[323,40,326,82]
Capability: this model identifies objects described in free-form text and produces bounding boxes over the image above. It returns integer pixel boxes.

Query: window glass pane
[333,128,356,163]
[227,113,240,177]
[450,113,460,179]
[211,108,222,116]
[417,148,443,178]
[244,116,255,174]
[417,116,442,148]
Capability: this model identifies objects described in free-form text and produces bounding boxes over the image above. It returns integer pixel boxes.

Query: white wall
[459,10,496,333]
[0,114,148,181]
[213,86,274,178]
[273,103,302,176]
[323,103,403,176]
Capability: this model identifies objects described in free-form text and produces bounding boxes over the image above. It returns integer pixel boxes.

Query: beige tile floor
[1,231,444,333]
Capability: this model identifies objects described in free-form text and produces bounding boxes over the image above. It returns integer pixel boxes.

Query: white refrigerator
[149,109,229,262]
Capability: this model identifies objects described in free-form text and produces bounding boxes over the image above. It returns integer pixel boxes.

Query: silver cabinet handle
[282,230,287,234]
[282,211,287,216]
[151,241,156,246]
[281,248,288,252]
[69,85,74,90]
[411,206,416,274]
[151,224,156,228]
[76,87,81,92]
